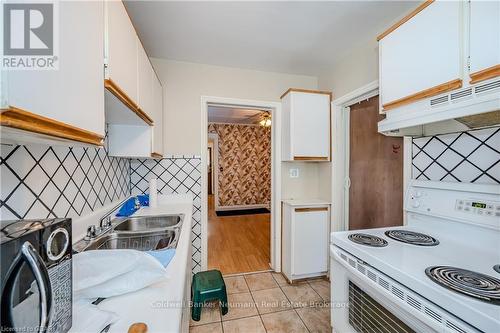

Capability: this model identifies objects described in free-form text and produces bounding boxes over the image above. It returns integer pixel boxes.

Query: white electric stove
[330,180,500,333]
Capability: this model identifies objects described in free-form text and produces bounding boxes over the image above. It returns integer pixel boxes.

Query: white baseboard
[215,204,269,211]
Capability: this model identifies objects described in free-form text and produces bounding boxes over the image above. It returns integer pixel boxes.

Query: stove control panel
[406,180,500,229]
[455,199,500,217]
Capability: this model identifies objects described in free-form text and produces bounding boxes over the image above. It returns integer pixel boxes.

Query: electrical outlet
[289,168,299,178]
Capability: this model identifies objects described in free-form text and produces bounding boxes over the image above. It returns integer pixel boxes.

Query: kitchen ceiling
[124,1,418,76]
[208,106,268,125]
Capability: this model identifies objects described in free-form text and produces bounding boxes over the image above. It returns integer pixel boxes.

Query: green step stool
[191,269,228,321]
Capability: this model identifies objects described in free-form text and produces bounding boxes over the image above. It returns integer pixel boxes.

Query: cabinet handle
[295,207,328,212]
[293,156,329,161]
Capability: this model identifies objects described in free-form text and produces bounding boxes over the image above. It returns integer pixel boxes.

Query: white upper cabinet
[151,74,164,156]
[469,0,500,81]
[137,38,153,117]
[378,1,462,111]
[281,89,331,161]
[105,0,138,103]
[104,0,164,158]
[2,1,105,146]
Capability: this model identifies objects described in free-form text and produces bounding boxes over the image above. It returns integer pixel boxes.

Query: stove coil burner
[348,233,388,247]
[385,230,439,246]
[494,265,500,274]
[426,266,500,305]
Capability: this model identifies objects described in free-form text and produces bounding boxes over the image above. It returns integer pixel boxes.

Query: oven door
[330,245,478,333]
[1,241,52,333]
[331,258,432,333]
[330,245,479,333]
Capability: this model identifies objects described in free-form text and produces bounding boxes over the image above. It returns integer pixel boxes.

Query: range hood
[378,79,500,137]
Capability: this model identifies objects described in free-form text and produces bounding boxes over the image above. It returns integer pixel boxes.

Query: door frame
[331,80,413,233]
[208,133,219,204]
[201,96,282,272]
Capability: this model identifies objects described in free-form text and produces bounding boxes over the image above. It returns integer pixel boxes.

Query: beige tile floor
[190,272,331,333]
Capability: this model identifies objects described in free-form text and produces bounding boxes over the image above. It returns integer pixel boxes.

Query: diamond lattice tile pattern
[412,127,499,184]
[130,156,202,273]
[0,144,130,220]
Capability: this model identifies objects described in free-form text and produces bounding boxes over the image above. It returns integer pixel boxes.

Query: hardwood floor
[208,195,270,275]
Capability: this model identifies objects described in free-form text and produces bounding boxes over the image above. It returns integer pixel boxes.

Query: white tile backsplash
[412,126,499,184]
[130,156,202,273]
[0,144,130,220]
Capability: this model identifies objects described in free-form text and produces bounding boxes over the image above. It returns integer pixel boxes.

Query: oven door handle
[1,241,53,333]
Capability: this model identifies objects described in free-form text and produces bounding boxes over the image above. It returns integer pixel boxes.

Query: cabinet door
[137,38,153,117]
[152,74,163,156]
[292,93,330,160]
[5,1,105,137]
[379,1,462,109]
[106,0,138,103]
[469,0,500,80]
[292,208,328,275]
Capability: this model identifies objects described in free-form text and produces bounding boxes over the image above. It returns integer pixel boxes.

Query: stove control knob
[415,191,423,198]
[411,201,421,208]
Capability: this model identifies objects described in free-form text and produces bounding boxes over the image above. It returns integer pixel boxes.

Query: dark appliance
[1,218,72,333]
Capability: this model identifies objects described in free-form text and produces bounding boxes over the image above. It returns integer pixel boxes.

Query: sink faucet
[85,225,100,240]
[99,197,129,228]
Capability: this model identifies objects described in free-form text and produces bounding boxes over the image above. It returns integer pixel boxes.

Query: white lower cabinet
[282,202,330,282]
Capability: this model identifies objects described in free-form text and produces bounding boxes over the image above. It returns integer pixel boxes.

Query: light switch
[289,168,299,178]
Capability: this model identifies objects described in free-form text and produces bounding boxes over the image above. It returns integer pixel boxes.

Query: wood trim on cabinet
[151,152,163,159]
[104,79,154,126]
[377,0,435,41]
[0,106,104,145]
[469,64,500,84]
[382,79,462,111]
[280,88,333,100]
[295,207,329,213]
[293,156,329,161]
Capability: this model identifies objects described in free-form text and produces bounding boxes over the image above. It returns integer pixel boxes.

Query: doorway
[206,104,273,274]
[348,96,403,230]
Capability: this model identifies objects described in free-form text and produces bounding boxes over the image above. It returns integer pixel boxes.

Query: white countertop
[282,199,330,206]
[73,194,193,333]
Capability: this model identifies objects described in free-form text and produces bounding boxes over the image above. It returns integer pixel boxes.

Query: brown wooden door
[349,96,403,230]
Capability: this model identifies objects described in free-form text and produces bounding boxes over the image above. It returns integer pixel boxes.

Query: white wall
[281,162,332,201]
[151,58,318,155]
[318,42,378,98]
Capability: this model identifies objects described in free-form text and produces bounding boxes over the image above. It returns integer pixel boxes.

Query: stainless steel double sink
[74,214,183,253]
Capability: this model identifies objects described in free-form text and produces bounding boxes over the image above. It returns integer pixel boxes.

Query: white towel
[70,300,119,333]
[73,250,168,300]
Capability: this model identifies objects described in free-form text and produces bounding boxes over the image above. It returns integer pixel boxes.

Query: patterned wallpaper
[208,123,271,208]
[130,156,202,273]
[0,144,130,220]
[412,126,499,184]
